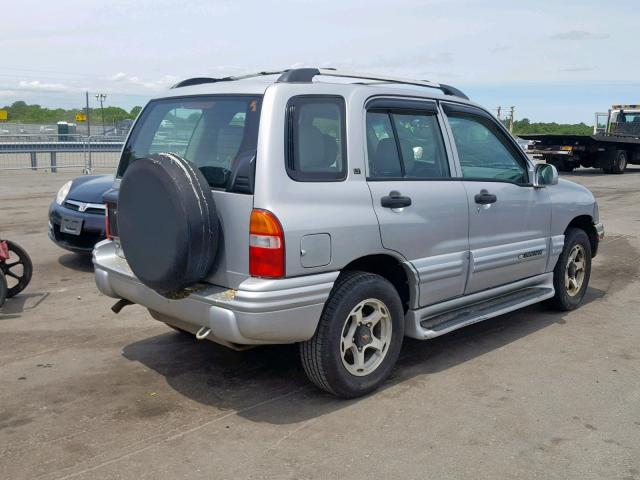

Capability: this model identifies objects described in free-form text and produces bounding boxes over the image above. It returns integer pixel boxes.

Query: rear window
[285,95,347,181]
[118,95,261,190]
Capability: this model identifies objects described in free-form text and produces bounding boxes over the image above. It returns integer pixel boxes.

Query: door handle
[381,191,412,209]
[474,189,497,205]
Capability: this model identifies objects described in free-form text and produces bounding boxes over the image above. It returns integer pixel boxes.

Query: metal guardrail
[0,134,125,173]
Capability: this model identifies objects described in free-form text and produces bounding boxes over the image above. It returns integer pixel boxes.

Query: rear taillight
[105,203,118,240]
[249,209,285,278]
[105,204,111,239]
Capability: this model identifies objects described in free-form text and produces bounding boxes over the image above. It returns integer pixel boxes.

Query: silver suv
[94,68,604,398]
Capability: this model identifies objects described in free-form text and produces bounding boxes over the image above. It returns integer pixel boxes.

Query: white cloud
[0,90,17,97]
[110,72,128,81]
[559,67,594,72]
[107,73,178,91]
[550,30,609,40]
[1,0,638,123]
[489,44,511,53]
[17,80,68,92]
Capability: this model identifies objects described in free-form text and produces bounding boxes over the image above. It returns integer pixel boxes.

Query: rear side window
[366,109,449,179]
[285,96,347,181]
[118,95,261,190]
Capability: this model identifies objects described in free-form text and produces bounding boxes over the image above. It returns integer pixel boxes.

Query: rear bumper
[92,240,337,345]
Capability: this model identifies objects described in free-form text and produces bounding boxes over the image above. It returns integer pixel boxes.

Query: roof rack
[172,68,469,100]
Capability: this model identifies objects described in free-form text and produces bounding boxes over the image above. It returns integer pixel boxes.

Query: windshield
[117,95,262,189]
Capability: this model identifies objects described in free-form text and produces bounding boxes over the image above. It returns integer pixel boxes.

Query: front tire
[300,271,404,398]
[547,228,592,311]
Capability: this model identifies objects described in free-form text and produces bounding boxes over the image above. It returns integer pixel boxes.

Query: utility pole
[95,93,107,135]
[85,91,91,137]
[508,106,515,133]
[496,106,502,120]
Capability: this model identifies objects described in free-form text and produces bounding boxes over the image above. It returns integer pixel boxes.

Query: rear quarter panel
[253,84,393,278]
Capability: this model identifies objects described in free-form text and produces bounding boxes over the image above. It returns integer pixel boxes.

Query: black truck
[522,105,640,174]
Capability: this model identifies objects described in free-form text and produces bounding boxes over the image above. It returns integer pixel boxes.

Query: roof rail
[277,68,469,99]
[172,67,469,99]
[171,71,285,89]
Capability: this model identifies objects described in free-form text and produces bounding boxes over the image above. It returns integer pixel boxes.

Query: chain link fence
[0,134,124,174]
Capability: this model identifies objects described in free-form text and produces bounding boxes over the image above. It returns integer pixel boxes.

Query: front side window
[118,95,261,189]
[448,114,527,184]
[366,110,449,179]
[286,96,346,181]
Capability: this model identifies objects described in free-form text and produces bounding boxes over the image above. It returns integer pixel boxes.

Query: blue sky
[2,0,638,123]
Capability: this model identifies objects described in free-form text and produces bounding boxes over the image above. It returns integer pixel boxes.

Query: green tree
[1,100,140,125]
[502,118,592,136]
[130,106,142,118]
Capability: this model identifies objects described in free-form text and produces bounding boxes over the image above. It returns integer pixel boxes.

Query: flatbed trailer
[521,133,640,174]
[521,104,640,174]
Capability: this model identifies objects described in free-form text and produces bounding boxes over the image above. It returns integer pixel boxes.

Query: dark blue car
[48,174,114,253]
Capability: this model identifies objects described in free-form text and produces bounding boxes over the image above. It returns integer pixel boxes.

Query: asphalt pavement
[0,168,638,480]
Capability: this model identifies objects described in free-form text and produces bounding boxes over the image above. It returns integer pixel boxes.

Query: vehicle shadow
[120,235,628,425]
[58,253,94,272]
[121,295,595,425]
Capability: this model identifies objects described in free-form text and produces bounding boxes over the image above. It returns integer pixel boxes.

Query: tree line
[0,101,142,125]
[2,100,594,135]
[502,118,592,135]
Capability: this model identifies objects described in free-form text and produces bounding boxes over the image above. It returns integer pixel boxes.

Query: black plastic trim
[277,68,320,83]
[387,112,406,177]
[366,98,438,113]
[171,77,218,89]
[438,84,469,100]
[441,102,494,119]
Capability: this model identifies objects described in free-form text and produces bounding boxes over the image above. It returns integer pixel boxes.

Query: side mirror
[533,163,558,187]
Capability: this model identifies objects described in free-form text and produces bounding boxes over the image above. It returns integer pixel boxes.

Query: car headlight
[56,180,73,205]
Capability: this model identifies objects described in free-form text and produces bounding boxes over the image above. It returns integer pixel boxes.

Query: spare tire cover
[118,153,219,294]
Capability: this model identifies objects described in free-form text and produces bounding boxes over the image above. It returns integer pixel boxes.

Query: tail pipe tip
[111,298,134,314]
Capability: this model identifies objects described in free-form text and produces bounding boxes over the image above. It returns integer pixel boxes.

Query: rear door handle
[381,191,412,209]
[474,189,497,205]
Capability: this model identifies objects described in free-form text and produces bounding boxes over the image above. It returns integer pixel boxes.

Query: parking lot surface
[1,169,639,480]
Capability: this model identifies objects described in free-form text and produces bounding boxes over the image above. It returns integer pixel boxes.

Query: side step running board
[409,286,555,340]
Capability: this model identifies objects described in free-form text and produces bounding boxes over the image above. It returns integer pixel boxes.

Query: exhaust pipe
[111,298,134,314]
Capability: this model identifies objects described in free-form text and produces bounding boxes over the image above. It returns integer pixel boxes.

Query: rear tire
[546,228,592,311]
[300,271,404,398]
[555,160,574,173]
[604,150,627,174]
